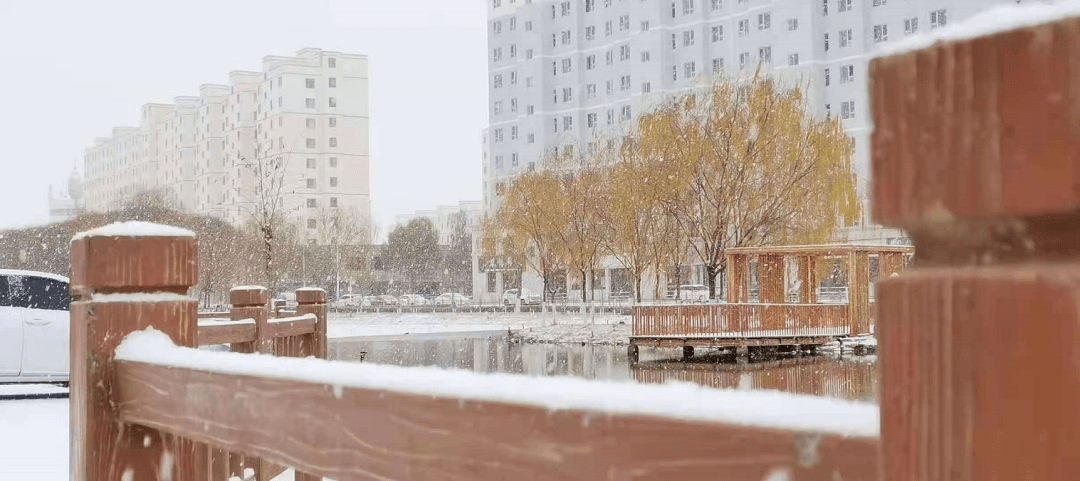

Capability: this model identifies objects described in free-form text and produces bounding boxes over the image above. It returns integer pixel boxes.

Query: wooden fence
[632,303,850,341]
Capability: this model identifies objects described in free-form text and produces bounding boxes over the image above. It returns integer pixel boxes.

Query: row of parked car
[331,293,473,309]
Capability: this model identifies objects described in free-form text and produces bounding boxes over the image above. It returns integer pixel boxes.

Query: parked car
[678,284,711,302]
[435,293,471,307]
[502,288,541,306]
[361,296,375,307]
[331,295,358,309]
[398,294,428,306]
[0,270,72,383]
[377,295,399,306]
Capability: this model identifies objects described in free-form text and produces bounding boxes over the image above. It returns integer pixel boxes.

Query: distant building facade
[391,201,484,246]
[47,167,84,224]
[83,48,371,243]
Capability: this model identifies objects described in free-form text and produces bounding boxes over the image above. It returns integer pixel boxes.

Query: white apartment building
[83,48,371,243]
[391,201,485,246]
[479,0,1039,302]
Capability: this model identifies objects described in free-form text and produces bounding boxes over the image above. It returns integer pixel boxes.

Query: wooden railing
[632,304,850,338]
[71,227,879,480]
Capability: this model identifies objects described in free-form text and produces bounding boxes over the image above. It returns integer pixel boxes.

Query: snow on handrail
[116,328,879,438]
[198,318,255,327]
[72,221,195,241]
[92,292,193,303]
[268,313,317,324]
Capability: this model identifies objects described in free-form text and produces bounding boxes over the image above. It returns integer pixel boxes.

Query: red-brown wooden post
[296,287,328,360]
[726,253,748,303]
[797,255,818,304]
[758,254,785,330]
[846,250,870,336]
[872,17,1080,479]
[230,286,270,354]
[70,224,208,481]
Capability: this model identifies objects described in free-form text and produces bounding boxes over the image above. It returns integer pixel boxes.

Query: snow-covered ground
[329,311,631,343]
[0,399,68,480]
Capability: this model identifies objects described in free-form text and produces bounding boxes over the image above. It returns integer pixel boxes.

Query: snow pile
[879,0,1080,56]
[72,221,195,241]
[511,323,632,346]
[91,292,193,303]
[117,328,879,437]
[329,311,630,342]
[819,335,878,353]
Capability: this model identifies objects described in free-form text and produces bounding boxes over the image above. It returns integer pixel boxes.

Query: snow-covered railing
[70,225,881,480]
[632,303,850,341]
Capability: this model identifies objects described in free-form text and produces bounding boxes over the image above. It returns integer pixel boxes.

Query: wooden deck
[631,303,850,350]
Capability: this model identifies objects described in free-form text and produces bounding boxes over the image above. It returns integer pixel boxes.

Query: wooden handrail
[114,351,879,480]
[266,313,317,338]
[197,319,256,346]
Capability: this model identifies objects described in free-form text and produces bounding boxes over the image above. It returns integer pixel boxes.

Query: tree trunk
[263,226,274,291]
[653,265,662,301]
[633,269,643,304]
[579,268,588,304]
[706,264,720,300]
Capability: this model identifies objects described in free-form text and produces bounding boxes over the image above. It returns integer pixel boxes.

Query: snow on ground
[819,334,878,353]
[510,323,632,346]
[329,311,630,343]
[0,383,68,397]
[0,399,68,480]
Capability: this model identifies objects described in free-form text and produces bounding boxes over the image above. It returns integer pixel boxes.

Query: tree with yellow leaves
[637,73,862,299]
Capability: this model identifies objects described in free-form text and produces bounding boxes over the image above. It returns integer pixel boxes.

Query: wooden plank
[267,315,318,338]
[198,311,231,319]
[115,360,879,481]
[198,322,257,346]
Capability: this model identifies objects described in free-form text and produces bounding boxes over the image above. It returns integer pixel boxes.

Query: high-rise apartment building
[83,48,371,242]
[479,0,1039,302]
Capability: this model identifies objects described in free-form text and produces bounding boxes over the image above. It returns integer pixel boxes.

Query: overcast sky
[0,0,488,236]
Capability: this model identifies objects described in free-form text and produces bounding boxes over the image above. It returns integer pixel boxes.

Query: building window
[788,18,798,31]
[586,0,595,12]
[561,30,572,44]
[712,57,724,75]
[874,24,888,42]
[620,105,631,120]
[512,153,519,166]
[671,2,676,18]
[307,219,317,228]
[824,33,830,51]
[671,33,677,49]
[587,113,597,128]
[527,105,535,115]
[306,118,316,129]
[840,64,854,83]
[672,65,678,80]
[838,0,851,13]
[641,21,650,31]
[306,178,316,188]
[606,50,614,65]
[712,25,723,42]
[305,98,315,108]
[563,87,573,102]
[619,14,629,31]
[822,0,827,15]
[905,17,918,35]
[494,101,502,115]
[553,119,558,132]
[641,51,651,62]
[528,133,535,143]
[683,30,695,46]
[330,197,338,207]
[330,157,338,167]
[873,0,886,6]
[561,1,570,16]
[607,109,614,124]
[328,58,336,68]
[510,44,517,58]
[493,48,502,61]
[587,84,597,99]
[329,117,337,127]
[562,58,572,73]
[738,19,749,36]
[487,272,497,293]
[711,0,721,10]
[306,138,316,148]
[641,82,651,94]
[307,198,317,208]
[511,98,518,113]
[739,52,749,70]
[525,20,533,31]
[840,29,852,48]
[306,78,315,88]
[841,101,855,119]
[605,21,613,36]
[306,158,316,168]
[620,75,631,90]
[931,9,947,28]
[329,137,338,148]
[330,177,338,187]
[620,44,630,60]
[587,55,596,69]
[563,116,573,131]
[586,25,596,40]
[684,62,696,79]
[788,53,799,66]
[329,97,337,108]
[825,68,830,86]
[509,17,516,31]
[759,46,772,63]
[682,0,694,14]
[493,20,502,34]
[758,12,770,30]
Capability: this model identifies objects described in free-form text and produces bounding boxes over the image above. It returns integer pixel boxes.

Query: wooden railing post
[230,286,270,354]
[70,223,207,481]
[872,18,1080,479]
[295,287,328,360]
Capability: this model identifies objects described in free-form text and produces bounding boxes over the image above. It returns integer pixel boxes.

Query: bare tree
[232,155,297,291]
[315,207,370,299]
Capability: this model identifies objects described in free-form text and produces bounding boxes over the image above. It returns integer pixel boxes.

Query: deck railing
[632,303,850,339]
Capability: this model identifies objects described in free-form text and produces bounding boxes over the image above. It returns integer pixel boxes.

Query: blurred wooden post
[846,251,870,336]
[872,17,1080,479]
[725,253,748,303]
[797,255,818,304]
[70,225,207,481]
[758,254,784,330]
[228,286,270,478]
[296,288,328,359]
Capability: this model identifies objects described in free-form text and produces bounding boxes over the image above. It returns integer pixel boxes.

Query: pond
[330,332,878,403]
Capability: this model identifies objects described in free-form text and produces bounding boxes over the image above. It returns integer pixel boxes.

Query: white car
[435,293,470,307]
[502,288,541,306]
[331,295,360,309]
[0,270,71,383]
[398,294,428,306]
[678,284,711,302]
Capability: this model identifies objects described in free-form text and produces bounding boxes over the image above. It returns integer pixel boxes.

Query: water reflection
[330,334,877,403]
